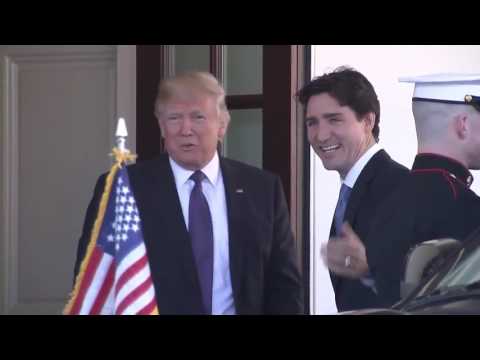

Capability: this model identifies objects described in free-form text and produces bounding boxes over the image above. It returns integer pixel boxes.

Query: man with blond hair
[74,71,303,315]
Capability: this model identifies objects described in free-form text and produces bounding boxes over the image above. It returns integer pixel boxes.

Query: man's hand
[321,222,369,278]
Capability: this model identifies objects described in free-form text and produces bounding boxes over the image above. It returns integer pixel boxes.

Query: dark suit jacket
[74,154,303,314]
[329,149,409,312]
[367,153,480,306]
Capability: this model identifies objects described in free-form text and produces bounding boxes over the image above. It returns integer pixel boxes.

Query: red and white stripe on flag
[68,242,157,315]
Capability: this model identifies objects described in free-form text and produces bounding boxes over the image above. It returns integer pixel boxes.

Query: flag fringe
[150,308,159,315]
[63,163,120,315]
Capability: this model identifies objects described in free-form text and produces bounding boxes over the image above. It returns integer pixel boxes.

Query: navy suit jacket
[74,154,303,314]
[329,149,409,311]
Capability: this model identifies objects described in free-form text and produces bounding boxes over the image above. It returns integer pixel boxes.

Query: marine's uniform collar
[412,153,473,188]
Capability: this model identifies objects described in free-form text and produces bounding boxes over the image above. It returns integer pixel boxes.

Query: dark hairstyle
[296,66,380,142]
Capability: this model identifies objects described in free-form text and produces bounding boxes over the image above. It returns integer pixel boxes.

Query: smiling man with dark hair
[297,66,409,311]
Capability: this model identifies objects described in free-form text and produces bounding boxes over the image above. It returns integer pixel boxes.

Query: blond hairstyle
[154,71,230,125]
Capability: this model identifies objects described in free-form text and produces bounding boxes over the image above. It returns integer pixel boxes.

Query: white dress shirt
[342,143,382,187]
[341,143,382,292]
[169,152,236,315]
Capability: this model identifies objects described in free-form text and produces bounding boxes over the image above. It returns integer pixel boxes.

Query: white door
[0,45,136,314]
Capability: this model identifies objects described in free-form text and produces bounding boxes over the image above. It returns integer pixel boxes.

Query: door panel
[224,108,263,168]
[175,45,210,74]
[225,45,262,95]
[0,45,118,314]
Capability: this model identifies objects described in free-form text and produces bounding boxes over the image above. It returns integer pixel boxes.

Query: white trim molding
[1,55,19,314]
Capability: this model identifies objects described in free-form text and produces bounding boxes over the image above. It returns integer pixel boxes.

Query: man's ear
[158,118,166,138]
[363,112,375,133]
[453,113,469,140]
[218,115,230,142]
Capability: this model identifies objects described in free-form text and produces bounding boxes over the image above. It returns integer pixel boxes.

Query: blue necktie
[333,183,376,290]
[189,171,214,314]
[334,183,352,236]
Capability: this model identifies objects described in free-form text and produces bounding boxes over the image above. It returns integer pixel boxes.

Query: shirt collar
[343,143,382,188]
[169,152,220,188]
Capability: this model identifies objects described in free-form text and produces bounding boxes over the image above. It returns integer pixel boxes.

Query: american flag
[65,167,159,315]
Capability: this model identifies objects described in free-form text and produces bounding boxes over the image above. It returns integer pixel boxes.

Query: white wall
[310,45,480,314]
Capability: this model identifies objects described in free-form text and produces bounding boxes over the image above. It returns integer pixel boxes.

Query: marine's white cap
[399,73,480,105]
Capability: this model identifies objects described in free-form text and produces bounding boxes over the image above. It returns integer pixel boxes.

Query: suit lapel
[329,151,384,237]
[220,158,247,308]
[344,150,389,227]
